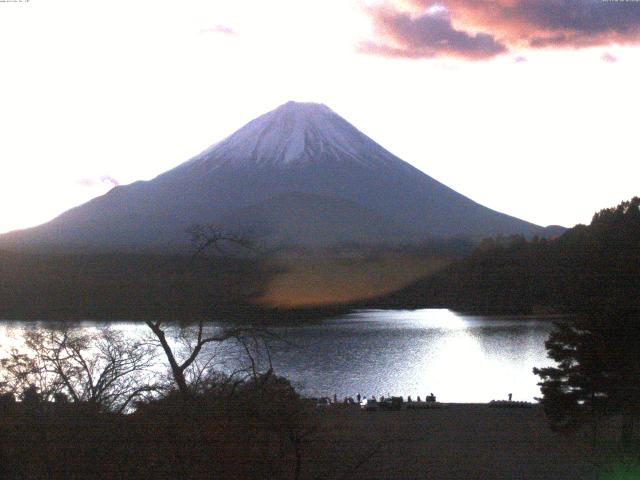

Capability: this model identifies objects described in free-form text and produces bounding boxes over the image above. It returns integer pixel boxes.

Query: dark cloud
[601,52,618,62]
[359,5,507,60]
[199,24,235,35]
[514,55,527,63]
[362,1,640,61]
[415,0,640,48]
[77,175,120,188]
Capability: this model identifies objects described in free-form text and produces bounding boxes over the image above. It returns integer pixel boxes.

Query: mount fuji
[1,102,559,251]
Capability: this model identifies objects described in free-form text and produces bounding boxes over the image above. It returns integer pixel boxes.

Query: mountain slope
[220,191,417,247]
[1,102,558,251]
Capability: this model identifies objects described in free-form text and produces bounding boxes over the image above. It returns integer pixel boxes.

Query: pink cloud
[360,5,507,60]
[418,0,640,48]
[362,1,640,61]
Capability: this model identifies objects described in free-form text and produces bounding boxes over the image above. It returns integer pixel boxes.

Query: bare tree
[186,223,254,258]
[0,326,157,413]
[145,225,275,398]
[144,320,276,398]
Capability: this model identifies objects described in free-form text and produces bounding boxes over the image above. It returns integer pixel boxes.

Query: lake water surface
[0,309,557,403]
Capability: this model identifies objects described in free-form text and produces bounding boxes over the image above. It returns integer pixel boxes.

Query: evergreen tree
[534,197,640,444]
[534,311,640,444]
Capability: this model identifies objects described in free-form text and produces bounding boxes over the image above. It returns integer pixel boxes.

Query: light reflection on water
[0,309,556,403]
[266,309,556,402]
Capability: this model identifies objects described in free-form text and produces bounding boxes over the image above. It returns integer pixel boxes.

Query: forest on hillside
[0,251,272,320]
[379,197,640,315]
[0,238,473,320]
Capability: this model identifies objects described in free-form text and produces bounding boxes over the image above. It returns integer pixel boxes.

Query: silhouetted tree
[534,312,640,446]
[145,225,276,398]
[533,198,640,445]
[0,326,157,412]
[145,319,275,398]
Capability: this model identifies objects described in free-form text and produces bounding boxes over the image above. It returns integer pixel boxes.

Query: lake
[0,309,557,403]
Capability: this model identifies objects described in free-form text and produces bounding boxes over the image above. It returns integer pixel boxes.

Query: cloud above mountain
[361,1,640,60]
[359,5,507,60]
[77,175,120,188]
[199,24,236,35]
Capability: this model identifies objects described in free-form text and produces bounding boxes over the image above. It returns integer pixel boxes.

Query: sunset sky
[1,0,639,234]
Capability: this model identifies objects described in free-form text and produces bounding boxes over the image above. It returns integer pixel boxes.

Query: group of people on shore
[318,392,519,406]
[332,393,437,405]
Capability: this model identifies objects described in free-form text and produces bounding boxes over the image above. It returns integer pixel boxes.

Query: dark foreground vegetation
[0,319,628,480]
[1,324,639,480]
[0,395,625,480]
[0,375,317,479]
[0,321,321,479]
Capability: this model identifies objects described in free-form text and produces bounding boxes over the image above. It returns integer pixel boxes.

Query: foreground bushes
[0,375,317,480]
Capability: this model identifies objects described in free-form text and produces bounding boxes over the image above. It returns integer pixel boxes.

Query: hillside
[378,197,640,315]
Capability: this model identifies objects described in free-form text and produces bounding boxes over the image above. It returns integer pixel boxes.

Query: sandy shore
[302,403,621,480]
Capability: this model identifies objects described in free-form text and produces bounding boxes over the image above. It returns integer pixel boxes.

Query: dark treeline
[276,236,476,258]
[0,238,475,321]
[379,197,640,315]
[0,251,273,320]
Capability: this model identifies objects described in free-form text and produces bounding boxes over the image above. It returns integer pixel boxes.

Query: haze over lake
[0,309,556,403]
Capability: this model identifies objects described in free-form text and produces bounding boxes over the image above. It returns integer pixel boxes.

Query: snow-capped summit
[175,101,404,174]
[0,102,557,251]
